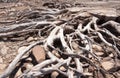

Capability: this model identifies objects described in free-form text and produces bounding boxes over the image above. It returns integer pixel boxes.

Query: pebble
[1,45,9,55]
[0,57,3,63]
[94,51,104,56]
[0,64,7,70]
[60,66,66,71]
[52,50,60,58]
[21,62,33,72]
[51,71,59,78]
[0,42,8,56]
[18,46,27,53]
[72,42,79,50]
[109,53,114,57]
[101,61,114,70]
[0,70,3,74]
[0,42,4,45]
[34,38,38,41]
[92,44,103,52]
[27,37,34,42]
[32,45,46,63]
[15,68,22,77]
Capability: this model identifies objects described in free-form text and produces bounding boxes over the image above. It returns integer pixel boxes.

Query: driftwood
[0,6,120,78]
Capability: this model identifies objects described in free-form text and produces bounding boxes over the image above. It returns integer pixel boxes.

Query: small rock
[0,42,4,45]
[101,61,114,70]
[15,68,22,77]
[5,54,11,59]
[27,37,34,42]
[21,63,33,72]
[0,64,7,70]
[0,57,3,63]
[12,52,17,56]
[94,52,104,56]
[88,54,92,59]
[26,58,32,61]
[1,46,9,55]
[18,46,30,59]
[0,70,3,74]
[92,44,103,52]
[64,25,74,34]
[25,63,33,69]
[2,38,7,41]
[72,42,79,50]
[60,66,66,71]
[18,46,27,53]
[109,53,114,57]
[52,50,60,58]
[106,74,115,78]
[34,38,38,40]
[32,45,46,63]
[51,71,59,78]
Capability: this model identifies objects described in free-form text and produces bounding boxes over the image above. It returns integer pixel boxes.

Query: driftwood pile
[0,3,120,78]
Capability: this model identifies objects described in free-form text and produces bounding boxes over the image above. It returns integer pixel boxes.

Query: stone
[21,63,33,72]
[5,54,11,59]
[51,71,59,78]
[32,45,46,63]
[15,68,22,78]
[0,70,3,74]
[18,46,30,59]
[26,58,32,61]
[109,53,114,57]
[0,42,4,45]
[60,66,66,71]
[52,50,60,58]
[0,57,3,63]
[94,52,104,56]
[12,52,17,56]
[27,37,34,42]
[34,38,38,41]
[18,46,27,53]
[1,45,9,55]
[92,44,103,52]
[72,42,79,50]
[101,61,114,70]
[64,25,74,34]
[25,63,33,69]
[0,64,7,70]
